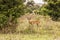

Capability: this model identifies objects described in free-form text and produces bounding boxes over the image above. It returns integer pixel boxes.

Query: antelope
[26,13,40,26]
[29,20,40,26]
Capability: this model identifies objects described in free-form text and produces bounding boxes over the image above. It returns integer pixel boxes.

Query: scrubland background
[0,0,60,40]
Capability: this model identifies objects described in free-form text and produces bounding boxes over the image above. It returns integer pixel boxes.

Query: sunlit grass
[0,14,60,40]
[17,14,60,34]
[0,34,59,40]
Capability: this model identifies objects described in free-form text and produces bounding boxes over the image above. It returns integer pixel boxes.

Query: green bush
[0,0,25,29]
[39,0,60,21]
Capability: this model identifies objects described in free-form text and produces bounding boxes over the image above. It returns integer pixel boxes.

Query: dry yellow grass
[0,13,60,40]
[0,34,60,40]
[17,13,60,35]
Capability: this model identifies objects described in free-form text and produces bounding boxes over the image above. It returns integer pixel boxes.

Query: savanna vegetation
[0,0,25,33]
[0,0,60,40]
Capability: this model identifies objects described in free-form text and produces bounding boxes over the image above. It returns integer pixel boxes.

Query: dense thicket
[0,0,25,29]
[40,0,60,21]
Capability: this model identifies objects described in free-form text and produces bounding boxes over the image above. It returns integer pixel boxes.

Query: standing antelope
[29,20,40,26]
[26,13,40,26]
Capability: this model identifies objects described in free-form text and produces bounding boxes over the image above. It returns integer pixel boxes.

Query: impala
[29,20,40,26]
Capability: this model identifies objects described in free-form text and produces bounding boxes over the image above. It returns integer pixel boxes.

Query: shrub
[39,0,60,21]
[0,0,25,30]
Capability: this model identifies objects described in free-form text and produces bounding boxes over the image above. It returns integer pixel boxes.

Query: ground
[0,34,60,40]
[0,13,60,40]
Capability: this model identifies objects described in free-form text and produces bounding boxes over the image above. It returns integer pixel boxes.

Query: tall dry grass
[0,13,60,40]
[16,13,60,35]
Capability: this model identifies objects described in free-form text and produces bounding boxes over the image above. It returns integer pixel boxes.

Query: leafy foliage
[24,0,35,13]
[24,0,40,13]
[0,0,25,29]
[40,0,60,21]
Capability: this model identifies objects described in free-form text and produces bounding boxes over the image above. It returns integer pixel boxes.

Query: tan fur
[29,20,40,25]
